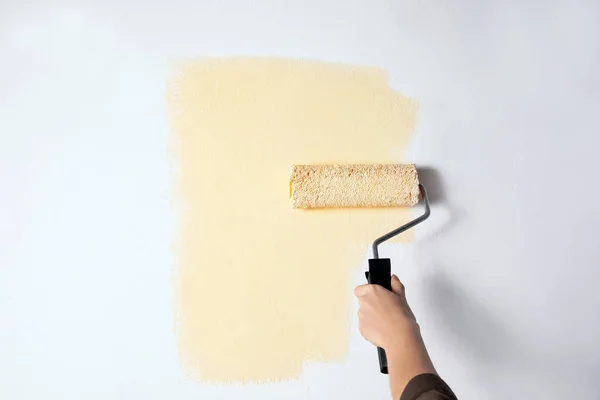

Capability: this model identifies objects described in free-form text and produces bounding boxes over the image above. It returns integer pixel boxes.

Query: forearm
[385,323,437,400]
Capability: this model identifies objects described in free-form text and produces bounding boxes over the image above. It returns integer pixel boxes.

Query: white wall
[2,1,599,399]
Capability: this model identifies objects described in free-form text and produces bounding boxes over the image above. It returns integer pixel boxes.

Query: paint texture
[290,164,420,209]
[168,58,418,383]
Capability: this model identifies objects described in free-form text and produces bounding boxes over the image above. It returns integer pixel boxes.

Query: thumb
[391,274,405,296]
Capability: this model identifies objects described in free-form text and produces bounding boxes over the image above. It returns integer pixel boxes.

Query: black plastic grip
[365,258,392,374]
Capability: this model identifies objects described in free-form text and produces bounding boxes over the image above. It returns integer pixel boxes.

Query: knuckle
[358,325,367,338]
[372,285,384,294]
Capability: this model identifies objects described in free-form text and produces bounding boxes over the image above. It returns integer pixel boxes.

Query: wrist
[384,323,436,374]
[382,320,421,352]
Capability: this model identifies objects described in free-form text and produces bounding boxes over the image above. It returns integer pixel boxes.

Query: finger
[354,284,374,297]
[358,324,368,339]
[390,274,405,296]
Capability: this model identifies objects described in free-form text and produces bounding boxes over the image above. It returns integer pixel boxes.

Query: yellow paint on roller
[290,164,420,209]
[168,58,418,383]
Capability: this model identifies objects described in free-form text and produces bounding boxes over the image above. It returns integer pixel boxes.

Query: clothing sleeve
[399,373,457,400]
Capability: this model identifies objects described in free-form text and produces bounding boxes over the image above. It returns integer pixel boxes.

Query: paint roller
[289,164,430,374]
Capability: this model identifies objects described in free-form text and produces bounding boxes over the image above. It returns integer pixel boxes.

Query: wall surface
[2,1,600,399]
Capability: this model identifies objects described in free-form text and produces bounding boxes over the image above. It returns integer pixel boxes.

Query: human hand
[356,275,438,399]
[354,274,418,350]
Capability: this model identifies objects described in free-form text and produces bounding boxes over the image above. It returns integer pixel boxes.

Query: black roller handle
[364,257,392,374]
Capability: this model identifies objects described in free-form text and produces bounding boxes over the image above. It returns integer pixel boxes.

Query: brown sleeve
[399,373,457,400]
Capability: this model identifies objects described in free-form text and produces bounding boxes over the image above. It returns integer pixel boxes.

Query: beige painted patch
[168,58,418,383]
